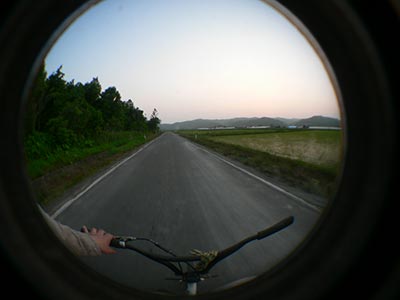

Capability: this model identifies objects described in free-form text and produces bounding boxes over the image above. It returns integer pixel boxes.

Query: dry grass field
[179,128,343,198]
[209,130,341,168]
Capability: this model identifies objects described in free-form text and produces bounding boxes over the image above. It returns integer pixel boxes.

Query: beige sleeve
[40,207,102,256]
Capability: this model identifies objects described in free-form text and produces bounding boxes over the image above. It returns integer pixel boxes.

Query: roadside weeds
[30,133,160,205]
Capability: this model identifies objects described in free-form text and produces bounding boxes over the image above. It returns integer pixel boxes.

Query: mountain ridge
[160,115,340,130]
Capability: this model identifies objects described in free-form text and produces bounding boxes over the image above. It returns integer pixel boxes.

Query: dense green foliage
[24,65,160,179]
[26,131,150,179]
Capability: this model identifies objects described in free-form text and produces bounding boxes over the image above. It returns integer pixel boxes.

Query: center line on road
[191,142,321,213]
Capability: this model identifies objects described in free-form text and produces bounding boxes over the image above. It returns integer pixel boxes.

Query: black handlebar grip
[256,216,294,240]
[110,238,123,248]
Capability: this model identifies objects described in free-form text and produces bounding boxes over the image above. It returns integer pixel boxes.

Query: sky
[45,0,340,124]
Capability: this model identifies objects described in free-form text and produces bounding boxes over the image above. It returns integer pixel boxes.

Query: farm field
[209,130,341,168]
[178,128,343,198]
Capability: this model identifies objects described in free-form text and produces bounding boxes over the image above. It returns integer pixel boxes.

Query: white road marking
[191,143,322,213]
[52,133,321,218]
[51,136,160,218]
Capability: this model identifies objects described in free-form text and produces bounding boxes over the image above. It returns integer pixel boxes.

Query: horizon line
[161,114,340,125]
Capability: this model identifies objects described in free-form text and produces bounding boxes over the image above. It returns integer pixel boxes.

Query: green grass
[26,131,148,179]
[26,131,159,205]
[178,128,343,198]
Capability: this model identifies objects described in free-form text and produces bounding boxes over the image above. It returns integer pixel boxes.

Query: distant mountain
[160,116,340,131]
[274,117,300,125]
[160,117,284,130]
[293,115,340,127]
[160,119,221,131]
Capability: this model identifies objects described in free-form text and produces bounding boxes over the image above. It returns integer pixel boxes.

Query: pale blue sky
[45,0,340,123]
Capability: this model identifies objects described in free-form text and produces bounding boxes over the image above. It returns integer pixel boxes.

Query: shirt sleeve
[39,207,102,256]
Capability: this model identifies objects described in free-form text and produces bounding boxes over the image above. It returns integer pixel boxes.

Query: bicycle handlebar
[256,216,295,240]
[204,216,294,273]
[111,216,294,275]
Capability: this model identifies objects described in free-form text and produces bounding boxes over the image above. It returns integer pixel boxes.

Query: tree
[147,108,161,132]
[98,86,126,131]
[124,99,148,131]
[37,65,66,131]
[24,63,47,136]
[84,77,101,107]
[24,64,157,152]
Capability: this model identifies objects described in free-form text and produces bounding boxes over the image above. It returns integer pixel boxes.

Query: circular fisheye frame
[0,1,398,300]
[34,0,341,295]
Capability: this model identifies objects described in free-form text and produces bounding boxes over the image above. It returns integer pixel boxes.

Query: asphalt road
[55,132,323,294]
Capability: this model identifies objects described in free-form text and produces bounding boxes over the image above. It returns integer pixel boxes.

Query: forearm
[40,207,101,256]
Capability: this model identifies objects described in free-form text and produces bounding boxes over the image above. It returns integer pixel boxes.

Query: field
[210,130,341,168]
[178,128,343,198]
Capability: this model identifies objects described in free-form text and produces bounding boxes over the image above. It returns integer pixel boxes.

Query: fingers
[82,226,111,237]
[81,225,89,233]
[89,228,109,236]
[98,231,116,254]
[81,226,116,255]
[81,226,99,234]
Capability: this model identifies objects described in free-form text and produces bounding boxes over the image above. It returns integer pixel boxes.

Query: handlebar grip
[256,216,294,240]
[110,238,124,248]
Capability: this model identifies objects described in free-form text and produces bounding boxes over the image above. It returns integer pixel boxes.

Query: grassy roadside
[179,130,341,198]
[27,131,160,205]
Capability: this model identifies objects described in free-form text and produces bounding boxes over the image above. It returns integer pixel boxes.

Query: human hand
[81,226,116,254]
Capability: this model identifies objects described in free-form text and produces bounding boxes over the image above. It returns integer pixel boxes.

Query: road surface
[55,132,323,294]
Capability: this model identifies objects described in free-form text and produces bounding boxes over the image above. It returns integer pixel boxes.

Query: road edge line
[191,142,321,213]
[51,136,161,218]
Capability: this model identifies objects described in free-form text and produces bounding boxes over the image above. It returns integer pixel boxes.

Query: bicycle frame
[111,216,294,295]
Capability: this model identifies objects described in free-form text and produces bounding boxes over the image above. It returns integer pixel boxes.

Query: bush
[46,117,78,148]
[24,131,54,160]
